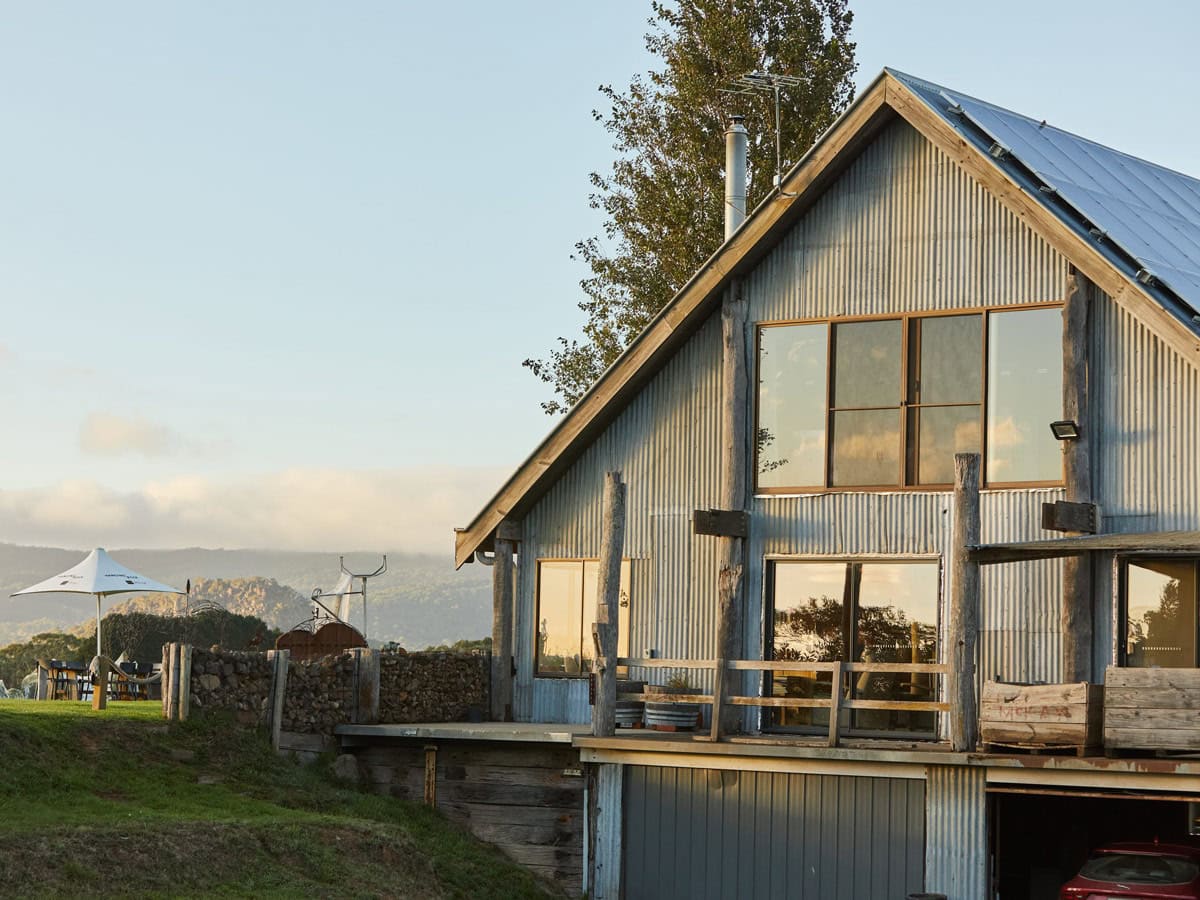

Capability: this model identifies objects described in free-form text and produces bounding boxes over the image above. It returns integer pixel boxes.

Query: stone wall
[280,652,356,735]
[379,650,488,723]
[188,647,274,725]
[182,646,489,735]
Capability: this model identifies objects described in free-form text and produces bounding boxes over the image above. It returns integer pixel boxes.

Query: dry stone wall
[188,647,274,725]
[183,646,489,736]
[280,652,356,734]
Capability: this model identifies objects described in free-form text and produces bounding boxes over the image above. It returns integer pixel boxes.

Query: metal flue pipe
[724,115,748,240]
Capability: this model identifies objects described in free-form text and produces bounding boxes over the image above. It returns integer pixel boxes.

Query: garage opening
[990,787,1200,899]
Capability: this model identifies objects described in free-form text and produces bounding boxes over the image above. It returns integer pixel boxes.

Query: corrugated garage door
[623,766,925,900]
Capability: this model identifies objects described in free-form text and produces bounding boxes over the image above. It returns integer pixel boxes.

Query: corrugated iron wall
[516,115,1160,723]
[519,313,724,723]
[744,117,1069,694]
[925,765,988,900]
[622,765,925,900]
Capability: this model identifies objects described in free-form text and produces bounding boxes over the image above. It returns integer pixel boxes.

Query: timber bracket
[1041,500,1100,534]
[693,508,750,539]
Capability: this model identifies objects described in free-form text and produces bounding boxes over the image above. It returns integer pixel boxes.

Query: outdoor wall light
[1050,419,1081,441]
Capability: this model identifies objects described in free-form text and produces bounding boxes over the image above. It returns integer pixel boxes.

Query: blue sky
[1,0,1197,553]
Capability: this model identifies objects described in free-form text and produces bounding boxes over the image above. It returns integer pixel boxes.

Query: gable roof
[454,69,1200,568]
[890,69,1200,330]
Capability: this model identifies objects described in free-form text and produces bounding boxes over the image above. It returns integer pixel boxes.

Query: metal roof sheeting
[889,69,1200,334]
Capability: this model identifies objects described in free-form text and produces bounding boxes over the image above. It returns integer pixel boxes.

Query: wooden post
[161,644,171,718]
[1062,269,1094,683]
[423,744,438,807]
[491,535,515,722]
[178,644,192,722]
[950,453,981,752]
[166,643,181,722]
[826,660,843,748]
[91,658,108,711]
[592,471,626,738]
[352,648,380,725]
[268,649,289,751]
[36,663,47,701]
[712,279,749,740]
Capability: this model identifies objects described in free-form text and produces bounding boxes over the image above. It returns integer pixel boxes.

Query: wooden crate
[1104,666,1200,753]
[980,681,1103,751]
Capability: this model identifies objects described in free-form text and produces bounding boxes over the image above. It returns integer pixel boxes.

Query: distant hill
[107,577,310,632]
[0,543,492,649]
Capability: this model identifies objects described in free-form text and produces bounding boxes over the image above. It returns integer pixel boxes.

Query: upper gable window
[756,305,1063,491]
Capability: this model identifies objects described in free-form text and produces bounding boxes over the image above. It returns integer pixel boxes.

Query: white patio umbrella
[11,547,185,658]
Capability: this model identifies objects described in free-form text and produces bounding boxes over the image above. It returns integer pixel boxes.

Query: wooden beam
[949,453,981,752]
[452,77,894,569]
[1041,500,1099,534]
[591,472,626,738]
[491,537,515,722]
[712,278,750,740]
[590,763,623,900]
[1062,270,1094,683]
[693,508,750,538]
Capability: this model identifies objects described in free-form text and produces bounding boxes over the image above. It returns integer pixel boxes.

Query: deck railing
[615,657,949,747]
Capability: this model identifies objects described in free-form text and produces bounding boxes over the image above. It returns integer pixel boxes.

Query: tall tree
[525,0,856,414]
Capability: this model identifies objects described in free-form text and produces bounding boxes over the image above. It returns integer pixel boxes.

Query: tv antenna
[310,556,387,642]
[721,71,806,191]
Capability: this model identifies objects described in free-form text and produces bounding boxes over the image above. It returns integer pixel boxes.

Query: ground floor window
[535,559,631,676]
[1121,557,1200,667]
[766,558,939,736]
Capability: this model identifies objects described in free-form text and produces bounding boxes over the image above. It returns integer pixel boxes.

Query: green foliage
[420,637,492,653]
[0,611,278,687]
[0,631,89,689]
[525,0,857,413]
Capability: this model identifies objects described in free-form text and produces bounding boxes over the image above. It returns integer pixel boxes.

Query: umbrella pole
[92,594,107,711]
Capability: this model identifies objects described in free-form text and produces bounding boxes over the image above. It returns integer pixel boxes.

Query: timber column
[712,277,750,739]
[949,453,981,752]
[1062,269,1094,683]
[491,522,518,722]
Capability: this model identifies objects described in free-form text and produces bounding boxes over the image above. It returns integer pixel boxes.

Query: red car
[1061,842,1200,899]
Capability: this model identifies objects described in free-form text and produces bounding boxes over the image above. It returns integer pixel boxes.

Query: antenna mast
[339,555,387,642]
[720,71,806,189]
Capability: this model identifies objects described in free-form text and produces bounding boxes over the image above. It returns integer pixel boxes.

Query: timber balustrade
[614,656,950,747]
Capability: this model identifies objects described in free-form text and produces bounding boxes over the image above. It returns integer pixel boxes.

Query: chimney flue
[724,115,748,241]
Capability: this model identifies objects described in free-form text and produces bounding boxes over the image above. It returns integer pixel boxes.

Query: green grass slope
[0,701,555,899]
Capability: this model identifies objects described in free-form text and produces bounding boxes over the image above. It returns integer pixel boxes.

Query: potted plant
[644,672,702,731]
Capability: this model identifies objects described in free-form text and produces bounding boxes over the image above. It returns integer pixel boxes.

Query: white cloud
[79,414,180,457]
[0,466,510,555]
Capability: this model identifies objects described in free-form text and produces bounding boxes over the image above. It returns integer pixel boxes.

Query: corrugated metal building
[450,69,1200,899]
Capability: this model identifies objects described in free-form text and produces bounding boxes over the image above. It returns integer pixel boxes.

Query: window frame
[533,557,632,679]
[1117,554,1200,668]
[762,554,943,737]
[754,301,1065,494]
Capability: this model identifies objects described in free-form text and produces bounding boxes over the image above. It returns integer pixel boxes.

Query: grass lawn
[0,700,557,899]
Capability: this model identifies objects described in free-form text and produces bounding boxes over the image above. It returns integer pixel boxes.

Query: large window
[767,559,940,736]
[756,306,1063,490]
[1122,558,1200,668]
[535,559,631,677]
